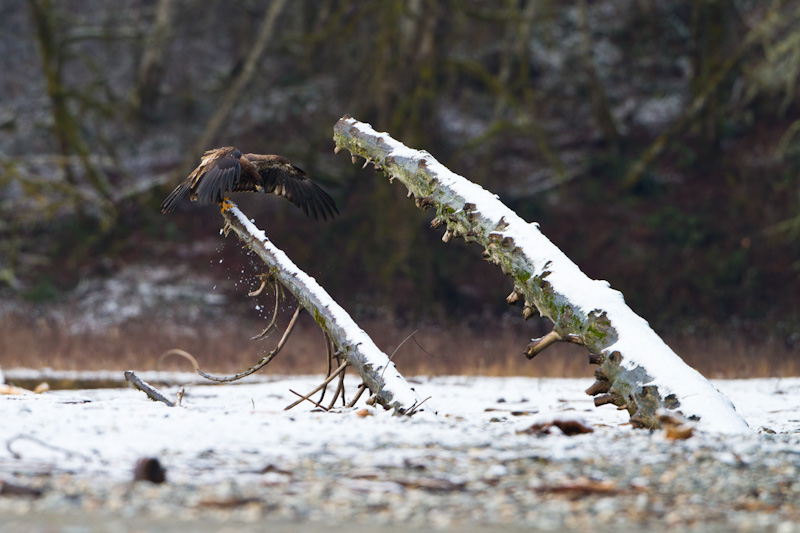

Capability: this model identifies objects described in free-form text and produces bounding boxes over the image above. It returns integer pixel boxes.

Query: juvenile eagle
[161,147,338,220]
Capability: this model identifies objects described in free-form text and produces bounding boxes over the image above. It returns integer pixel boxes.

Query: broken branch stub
[220,203,426,414]
[333,115,749,434]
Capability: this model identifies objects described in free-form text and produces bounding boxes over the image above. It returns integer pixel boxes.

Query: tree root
[250,276,283,341]
[198,306,302,383]
[284,360,348,410]
[524,329,585,359]
[347,382,368,408]
[158,306,302,384]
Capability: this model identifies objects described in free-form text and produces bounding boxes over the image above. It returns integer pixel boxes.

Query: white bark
[333,115,749,434]
[221,204,427,413]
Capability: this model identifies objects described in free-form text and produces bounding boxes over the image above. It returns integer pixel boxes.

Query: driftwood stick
[405,396,432,417]
[247,274,269,297]
[6,434,92,462]
[124,370,175,407]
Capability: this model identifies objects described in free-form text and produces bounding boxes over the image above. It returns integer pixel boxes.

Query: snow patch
[0,375,795,485]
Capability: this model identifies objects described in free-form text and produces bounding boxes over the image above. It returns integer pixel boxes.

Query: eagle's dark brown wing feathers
[306,181,338,221]
[161,148,337,220]
[249,156,338,221]
[313,180,339,218]
[283,174,316,219]
[160,181,191,213]
[195,154,241,205]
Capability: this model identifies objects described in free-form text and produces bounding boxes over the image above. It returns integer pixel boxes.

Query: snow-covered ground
[1,373,799,531]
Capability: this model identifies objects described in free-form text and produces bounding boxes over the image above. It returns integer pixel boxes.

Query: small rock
[133,457,166,484]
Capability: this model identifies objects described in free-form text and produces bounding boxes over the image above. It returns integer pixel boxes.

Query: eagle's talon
[220,198,235,213]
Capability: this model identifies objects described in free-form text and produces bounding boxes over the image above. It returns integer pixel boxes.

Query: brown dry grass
[1,311,797,379]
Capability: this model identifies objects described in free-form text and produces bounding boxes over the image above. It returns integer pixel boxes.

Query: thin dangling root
[193,307,302,383]
[251,279,283,341]
[284,360,348,410]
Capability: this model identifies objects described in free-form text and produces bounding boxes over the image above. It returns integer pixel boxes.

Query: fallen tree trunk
[220,203,427,414]
[333,115,749,434]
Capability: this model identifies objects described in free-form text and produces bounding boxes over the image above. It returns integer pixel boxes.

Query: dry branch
[284,361,347,411]
[220,202,426,413]
[333,115,749,434]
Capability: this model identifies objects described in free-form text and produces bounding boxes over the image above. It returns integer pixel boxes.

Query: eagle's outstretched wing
[161,148,338,221]
[245,154,339,221]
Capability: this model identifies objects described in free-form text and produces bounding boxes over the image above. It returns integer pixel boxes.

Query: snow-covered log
[333,115,749,434]
[220,203,427,414]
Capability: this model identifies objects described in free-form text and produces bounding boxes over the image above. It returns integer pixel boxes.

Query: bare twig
[328,361,347,410]
[346,382,368,408]
[317,333,335,405]
[376,329,419,398]
[405,396,432,417]
[289,389,329,411]
[6,434,92,462]
[247,275,269,297]
[159,348,200,371]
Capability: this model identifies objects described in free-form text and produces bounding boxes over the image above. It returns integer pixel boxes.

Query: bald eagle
[161,147,338,220]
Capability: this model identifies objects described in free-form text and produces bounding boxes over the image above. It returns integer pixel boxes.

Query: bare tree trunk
[175,0,287,181]
[133,0,176,119]
[333,115,749,434]
[220,203,428,414]
[28,0,115,219]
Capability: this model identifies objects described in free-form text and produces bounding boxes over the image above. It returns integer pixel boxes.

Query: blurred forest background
[0,0,799,377]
